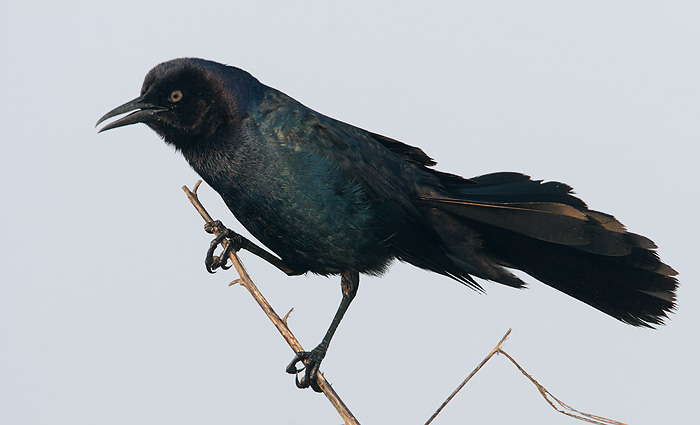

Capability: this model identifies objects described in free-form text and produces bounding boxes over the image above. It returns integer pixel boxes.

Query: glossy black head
[96,58,264,148]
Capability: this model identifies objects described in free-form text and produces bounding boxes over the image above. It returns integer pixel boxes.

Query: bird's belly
[222,181,391,275]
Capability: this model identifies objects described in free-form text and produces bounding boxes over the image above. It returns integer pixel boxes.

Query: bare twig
[425,329,627,425]
[425,329,512,425]
[182,181,360,425]
[282,308,295,326]
[499,350,628,425]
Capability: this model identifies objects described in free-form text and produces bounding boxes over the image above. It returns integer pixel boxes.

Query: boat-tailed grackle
[97,58,678,392]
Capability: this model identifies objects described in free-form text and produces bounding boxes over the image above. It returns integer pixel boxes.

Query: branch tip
[283,307,295,325]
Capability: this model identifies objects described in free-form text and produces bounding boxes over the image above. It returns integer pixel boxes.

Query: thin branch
[425,329,628,425]
[499,350,628,425]
[424,329,512,425]
[182,181,360,425]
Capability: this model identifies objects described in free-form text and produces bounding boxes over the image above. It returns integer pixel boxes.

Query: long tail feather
[416,172,678,327]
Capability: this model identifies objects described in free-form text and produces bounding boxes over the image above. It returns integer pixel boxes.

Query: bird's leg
[204,220,305,276]
[286,270,359,392]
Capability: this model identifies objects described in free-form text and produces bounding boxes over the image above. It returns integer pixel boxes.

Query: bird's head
[96,58,261,148]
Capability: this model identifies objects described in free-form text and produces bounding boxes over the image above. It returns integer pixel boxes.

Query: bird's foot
[204,220,243,273]
[286,343,328,392]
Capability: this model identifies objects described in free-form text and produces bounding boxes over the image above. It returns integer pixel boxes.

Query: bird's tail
[416,172,678,327]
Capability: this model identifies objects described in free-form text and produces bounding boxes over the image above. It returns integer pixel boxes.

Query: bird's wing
[255,94,479,285]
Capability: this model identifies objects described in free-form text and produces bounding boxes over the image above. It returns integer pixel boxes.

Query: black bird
[97,58,678,392]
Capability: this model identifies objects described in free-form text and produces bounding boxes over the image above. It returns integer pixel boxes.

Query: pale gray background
[2,1,698,424]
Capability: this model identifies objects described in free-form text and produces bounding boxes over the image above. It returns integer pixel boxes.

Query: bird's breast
[193,142,391,274]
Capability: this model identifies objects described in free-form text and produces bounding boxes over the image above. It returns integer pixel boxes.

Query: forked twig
[182,181,360,425]
[425,329,512,425]
[425,329,628,425]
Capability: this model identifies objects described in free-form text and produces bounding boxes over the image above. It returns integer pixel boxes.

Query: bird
[97,57,678,392]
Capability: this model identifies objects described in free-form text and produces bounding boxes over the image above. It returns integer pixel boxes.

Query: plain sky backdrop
[2,1,698,424]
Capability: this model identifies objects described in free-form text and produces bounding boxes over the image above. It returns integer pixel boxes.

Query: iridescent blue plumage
[97,57,678,391]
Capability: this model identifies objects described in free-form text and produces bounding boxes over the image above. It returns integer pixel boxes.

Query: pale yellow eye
[169,90,183,102]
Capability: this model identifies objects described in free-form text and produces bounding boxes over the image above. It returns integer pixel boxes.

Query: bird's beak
[96,96,168,133]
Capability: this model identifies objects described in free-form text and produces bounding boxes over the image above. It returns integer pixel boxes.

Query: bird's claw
[286,345,327,392]
[204,220,242,273]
